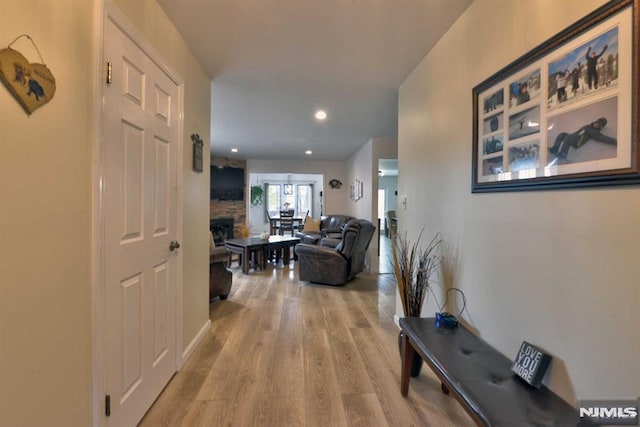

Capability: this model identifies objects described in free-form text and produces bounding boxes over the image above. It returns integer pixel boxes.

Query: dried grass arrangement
[392,230,442,317]
[238,223,250,238]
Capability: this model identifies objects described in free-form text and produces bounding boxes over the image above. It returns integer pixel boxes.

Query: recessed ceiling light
[231,148,238,153]
[314,110,327,121]
[305,150,313,155]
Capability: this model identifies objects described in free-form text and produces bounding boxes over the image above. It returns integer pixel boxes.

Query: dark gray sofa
[295,214,355,244]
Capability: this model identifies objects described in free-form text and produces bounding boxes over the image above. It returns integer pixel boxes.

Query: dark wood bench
[399,317,590,426]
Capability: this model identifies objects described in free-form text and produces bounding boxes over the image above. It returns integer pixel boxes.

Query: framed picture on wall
[191,133,203,173]
[472,0,639,192]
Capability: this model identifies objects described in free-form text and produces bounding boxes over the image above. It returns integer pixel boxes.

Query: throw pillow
[303,215,321,232]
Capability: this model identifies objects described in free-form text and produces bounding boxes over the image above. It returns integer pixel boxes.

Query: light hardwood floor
[140,250,474,426]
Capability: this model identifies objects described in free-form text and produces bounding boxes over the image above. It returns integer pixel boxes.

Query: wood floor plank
[270,297,305,399]
[326,326,374,395]
[323,293,359,331]
[350,326,430,427]
[300,286,328,331]
[194,301,263,401]
[344,300,371,329]
[342,393,389,427]
[323,286,372,329]
[139,305,238,426]
[262,398,306,426]
[178,400,232,427]
[224,329,280,426]
[254,295,283,332]
[304,328,348,427]
[246,271,272,300]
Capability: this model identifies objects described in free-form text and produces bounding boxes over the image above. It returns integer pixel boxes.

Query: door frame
[92,2,185,425]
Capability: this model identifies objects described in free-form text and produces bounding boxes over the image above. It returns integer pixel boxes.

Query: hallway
[140,261,473,426]
[378,234,395,274]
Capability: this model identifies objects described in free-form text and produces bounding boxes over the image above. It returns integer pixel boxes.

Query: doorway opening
[248,173,323,235]
[376,159,397,274]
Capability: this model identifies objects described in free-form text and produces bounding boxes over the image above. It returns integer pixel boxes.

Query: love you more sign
[511,341,551,388]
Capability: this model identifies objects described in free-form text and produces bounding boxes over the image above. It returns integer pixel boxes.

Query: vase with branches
[392,229,442,376]
[393,230,442,317]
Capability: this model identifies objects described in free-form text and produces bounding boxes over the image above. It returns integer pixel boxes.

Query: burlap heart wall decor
[0,42,56,115]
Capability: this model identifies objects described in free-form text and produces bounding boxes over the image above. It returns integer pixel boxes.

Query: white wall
[0,1,211,425]
[373,138,398,163]
[247,159,348,215]
[1,2,96,425]
[398,0,638,404]
[346,140,374,222]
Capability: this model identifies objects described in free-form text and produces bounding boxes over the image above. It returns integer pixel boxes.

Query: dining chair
[386,210,397,238]
[265,208,277,235]
[278,210,295,236]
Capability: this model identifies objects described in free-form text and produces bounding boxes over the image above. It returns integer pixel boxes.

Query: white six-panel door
[103,14,180,426]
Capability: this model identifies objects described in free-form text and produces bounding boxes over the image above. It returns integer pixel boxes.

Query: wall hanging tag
[0,35,56,114]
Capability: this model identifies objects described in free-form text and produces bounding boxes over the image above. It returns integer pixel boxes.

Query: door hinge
[105,394,111,417]
[106,61,112,85]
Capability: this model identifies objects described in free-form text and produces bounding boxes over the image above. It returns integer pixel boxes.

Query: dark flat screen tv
[211,166,245,201]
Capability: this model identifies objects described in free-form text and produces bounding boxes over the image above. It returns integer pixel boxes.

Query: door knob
[169,240,180,251]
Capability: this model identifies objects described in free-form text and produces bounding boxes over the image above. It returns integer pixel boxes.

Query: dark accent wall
[210,156,246,238]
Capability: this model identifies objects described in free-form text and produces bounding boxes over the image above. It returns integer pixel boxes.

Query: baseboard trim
[180,319,211,367]
[393,314,401,328]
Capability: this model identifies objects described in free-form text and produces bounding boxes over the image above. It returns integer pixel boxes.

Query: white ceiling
[157,0,473,161]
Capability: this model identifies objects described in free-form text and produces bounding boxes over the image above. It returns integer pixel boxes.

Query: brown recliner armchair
[209,231,232,301]
[295,219,376,285]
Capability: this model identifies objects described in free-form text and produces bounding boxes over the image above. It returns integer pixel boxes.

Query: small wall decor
[350,179,364,202]
[0,35,56,115]
[511,341,551,388]
[472,0,639,192]
[191,133,203,172]
[329,178,342,189]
